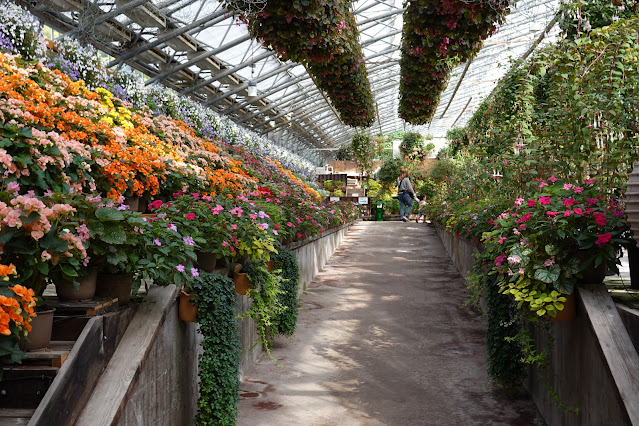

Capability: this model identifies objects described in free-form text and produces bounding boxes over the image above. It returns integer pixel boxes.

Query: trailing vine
[272,247,300,336]
[192,272,240,426]
[243,261,286,357]
[472,252,526,394]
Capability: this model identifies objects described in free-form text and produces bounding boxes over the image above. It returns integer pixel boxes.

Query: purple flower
[168,224,178,232]
[118,204,130,211]
[191,268,199,277]
[154,238,162,246]
[176,264,185,272]
[259,223,269,229]
[183,236,195,246]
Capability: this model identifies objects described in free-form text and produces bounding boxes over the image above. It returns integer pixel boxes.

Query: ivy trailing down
[272,247,300,336]
[192,272,240,426]
[399,0,510,124]
[243,262,286,356]
[471,253,526,393]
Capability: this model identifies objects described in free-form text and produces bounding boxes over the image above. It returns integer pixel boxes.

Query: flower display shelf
[43,296,119,316]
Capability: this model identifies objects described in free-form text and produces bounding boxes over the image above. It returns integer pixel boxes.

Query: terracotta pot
[550,293,576,323]
[95,273,133,305]
[179,290,198,322]
[626,162,639,246]
[55,268,98,301]
[196,251,217,273]
[18,308,55,351]
[265,261,274,272]
[124,196,148,213]
[233,264,250,296]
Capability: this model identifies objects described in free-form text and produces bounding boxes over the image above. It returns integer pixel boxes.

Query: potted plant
[483,176,632,319]
[0,263,38,368]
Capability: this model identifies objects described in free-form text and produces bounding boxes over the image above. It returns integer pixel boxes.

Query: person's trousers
[399,192,413,218]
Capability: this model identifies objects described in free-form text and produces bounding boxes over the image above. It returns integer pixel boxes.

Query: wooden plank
[29,317,104,426]
[579,284,639,425]
[43,297,118,316]
[23,341,73,368]
[74,286,178,426]
[0,408,34,425]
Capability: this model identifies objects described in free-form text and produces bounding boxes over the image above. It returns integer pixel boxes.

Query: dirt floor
[237,220,543,426]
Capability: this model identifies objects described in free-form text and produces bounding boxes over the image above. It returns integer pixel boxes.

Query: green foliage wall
[192,272,240,425]
[459,16,639,194]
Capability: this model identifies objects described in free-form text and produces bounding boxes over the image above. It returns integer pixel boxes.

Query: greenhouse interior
[0,0,638,424]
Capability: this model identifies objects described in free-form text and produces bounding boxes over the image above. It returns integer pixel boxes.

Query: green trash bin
[376,203,383,221]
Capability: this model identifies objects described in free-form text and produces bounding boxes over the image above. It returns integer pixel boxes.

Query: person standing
[397,168,418,222]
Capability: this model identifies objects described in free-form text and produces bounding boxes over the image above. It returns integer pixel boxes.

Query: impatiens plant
[483,177,631,317]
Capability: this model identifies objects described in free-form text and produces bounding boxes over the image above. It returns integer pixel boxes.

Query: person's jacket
[397,177,415,197]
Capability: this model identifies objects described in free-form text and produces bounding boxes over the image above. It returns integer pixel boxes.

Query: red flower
[185,213,196,220]
[593,212,606,226]
[595,233,612,247]
[149,200,163,209]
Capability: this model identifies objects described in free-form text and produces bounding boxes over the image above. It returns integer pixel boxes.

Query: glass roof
[27,0,561,159]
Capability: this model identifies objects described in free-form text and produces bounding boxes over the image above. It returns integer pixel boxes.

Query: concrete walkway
[237,221,542,425]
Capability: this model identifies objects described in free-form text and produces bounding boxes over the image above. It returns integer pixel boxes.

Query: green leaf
[60,264,79,277]
[36,261,49,275]
[95,207,125,221]
[101,223,127,244]
[534,265,560,283]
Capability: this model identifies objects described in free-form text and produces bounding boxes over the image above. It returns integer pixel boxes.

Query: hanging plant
[399,0,510,124]
[350,133,376,177]
[227,0,375,127]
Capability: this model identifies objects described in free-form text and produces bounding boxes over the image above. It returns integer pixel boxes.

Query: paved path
[237,221,541,425]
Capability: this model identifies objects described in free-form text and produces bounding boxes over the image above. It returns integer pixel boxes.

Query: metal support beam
[147,34,254,86]
[107,9,228,67]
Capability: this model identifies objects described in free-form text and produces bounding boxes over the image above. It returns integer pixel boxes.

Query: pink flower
[595,233,612,247]
[573,186,584,193]
[539,196,551,205]
[585,178,596,185]
[287,222,295,227]
[548,175,557,183]
[495,254,507,266]
[222,241,229,246]
[185,213,196,220]
[564,210,572,217]
[563,198,576,207]
[515,198,524,206]
[191,193,200,199]
[498,236,507,244]
[546,211,559,217]
[587,198,598,205]
[250,214,258,220]
[150,200,163,209]
[231,224,237,230]
[539,182,548,188]
[573,207,584,215]
[563,183,573,190]
[527,199,536,207]
[176,264,185,272]
[211,204,224,215]
[191,268,199,277]
[154,238,162,246]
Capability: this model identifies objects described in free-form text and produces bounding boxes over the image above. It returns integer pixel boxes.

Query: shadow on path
[237,221,542,426]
